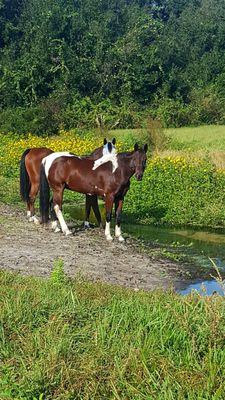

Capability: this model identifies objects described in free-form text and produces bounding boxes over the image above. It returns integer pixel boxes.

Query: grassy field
[1,127,225,398]
[110,125,225,152]
[1,267,225,400]
[165,125,225,151]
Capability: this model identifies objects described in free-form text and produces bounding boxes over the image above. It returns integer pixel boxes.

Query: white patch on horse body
[92,142,118,173]
[42,152,74,177]
[92,154,118,173]
[54,204,72,235]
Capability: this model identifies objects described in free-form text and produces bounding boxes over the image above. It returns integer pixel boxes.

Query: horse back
[25,147,53,182]
[49,155,120,196]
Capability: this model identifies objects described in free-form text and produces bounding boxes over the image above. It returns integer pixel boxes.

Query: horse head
[132,143,148,181]
[103,138,116,155]
[92,138,118,172]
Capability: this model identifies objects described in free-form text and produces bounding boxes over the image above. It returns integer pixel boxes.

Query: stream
[66,203,225,296]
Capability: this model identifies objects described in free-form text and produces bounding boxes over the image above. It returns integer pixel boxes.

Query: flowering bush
[1,132,225,227]
[124,155,225,227]
[0,131,123,177]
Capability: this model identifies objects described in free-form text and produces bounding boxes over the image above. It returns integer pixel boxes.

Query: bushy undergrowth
[0,99,144,136]
[0,130,123,178]
[124,155,225,227]
[1,130,225,227]
[0,130,125,207]
[1,269,225,399]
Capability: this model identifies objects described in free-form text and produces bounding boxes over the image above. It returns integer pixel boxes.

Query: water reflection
[179,280,225,296]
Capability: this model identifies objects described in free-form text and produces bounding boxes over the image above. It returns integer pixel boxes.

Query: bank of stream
[67,203,225,296]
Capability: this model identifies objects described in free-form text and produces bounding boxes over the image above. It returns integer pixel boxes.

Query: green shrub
[0,98,144,136]
[124,155,225,227]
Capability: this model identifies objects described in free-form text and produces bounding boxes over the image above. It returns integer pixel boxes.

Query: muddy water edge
[66,203,225,296]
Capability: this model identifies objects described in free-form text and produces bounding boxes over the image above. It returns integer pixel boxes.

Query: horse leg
[84,195,102,228]
[90,195,102,227]
[114,197,125,242]
[50,198,60,232]
[84,195,92,228]
[104,194,114,241]
[26,202,32,219]
[28,182,40,225]
[53,187,72,236]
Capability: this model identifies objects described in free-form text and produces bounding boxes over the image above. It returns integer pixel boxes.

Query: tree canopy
[0,0,224,133]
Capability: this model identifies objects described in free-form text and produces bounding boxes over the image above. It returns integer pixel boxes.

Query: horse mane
[117,151,134,159]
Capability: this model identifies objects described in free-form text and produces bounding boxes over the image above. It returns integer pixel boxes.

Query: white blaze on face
[92,143,118,173]
[102,143,116,156]
[42,152,74,177]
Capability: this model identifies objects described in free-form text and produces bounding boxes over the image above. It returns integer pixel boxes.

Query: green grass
[1,267,225,399]
[110,125,225,151]
[166,125,225,151]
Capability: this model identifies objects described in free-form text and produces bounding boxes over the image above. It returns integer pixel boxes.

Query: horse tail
[20,148,31,202]
[39,163,50,224]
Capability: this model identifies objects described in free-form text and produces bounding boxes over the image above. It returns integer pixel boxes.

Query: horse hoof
[117,235,125,242]
[84,221,91,229]
[54,227,61,233]
[106,235,113,241]
[33,217,40,225]
[65,230,73,236]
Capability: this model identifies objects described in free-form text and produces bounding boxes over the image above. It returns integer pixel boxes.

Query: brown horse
[39,143,148,241]
[85,148,139,233]
[20,139,116,226]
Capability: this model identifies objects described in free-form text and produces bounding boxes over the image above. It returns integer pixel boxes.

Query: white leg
[27,211,31,218]
[28,215,40,224]
[115,225,125,242]
[105,221,113,241]
[51,220,61,233]
[32,215,40,225]
[54,204,72,236]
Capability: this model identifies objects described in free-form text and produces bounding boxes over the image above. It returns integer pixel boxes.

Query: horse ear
[143,144,148,153]
[103,138,107,145]
[134,143,139,151]
[112,138,116,145]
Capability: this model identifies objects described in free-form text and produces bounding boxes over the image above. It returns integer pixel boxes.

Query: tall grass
[111,125,225,151]
[1,269,225,399]
[165,125,225,151]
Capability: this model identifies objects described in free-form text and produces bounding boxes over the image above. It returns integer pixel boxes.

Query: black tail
[20,148,31,202]
[39,164,50,223]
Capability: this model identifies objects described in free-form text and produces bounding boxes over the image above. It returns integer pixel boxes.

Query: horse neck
[117,151,136,179]
[87,146,103,160]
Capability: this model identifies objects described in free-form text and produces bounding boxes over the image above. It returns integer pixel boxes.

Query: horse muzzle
[135,173,143,181]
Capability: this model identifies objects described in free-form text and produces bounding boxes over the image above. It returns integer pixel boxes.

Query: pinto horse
[20,139,116,226]
[39,143,148,241]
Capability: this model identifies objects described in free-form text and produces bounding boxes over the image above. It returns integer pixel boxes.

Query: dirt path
[0,204,206,291]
